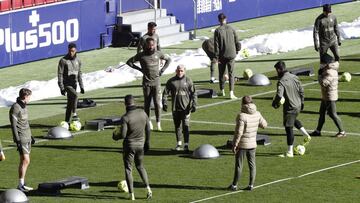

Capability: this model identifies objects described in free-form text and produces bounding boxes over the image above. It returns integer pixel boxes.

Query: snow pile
[1,17,360,107]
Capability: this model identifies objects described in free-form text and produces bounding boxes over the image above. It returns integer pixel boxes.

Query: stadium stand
[0,0,11,12]
[23,0,34,8]
[0,0,59,12]
[34,0,45,6]
[12,0,23,10]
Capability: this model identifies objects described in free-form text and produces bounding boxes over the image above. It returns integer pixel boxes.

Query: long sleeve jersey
[163,75,197,112]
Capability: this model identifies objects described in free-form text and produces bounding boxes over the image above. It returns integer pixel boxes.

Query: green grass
[1,1,360,202]
[0,55,359,202]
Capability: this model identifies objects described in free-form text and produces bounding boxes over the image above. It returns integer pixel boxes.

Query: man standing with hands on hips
[127,38,171,131]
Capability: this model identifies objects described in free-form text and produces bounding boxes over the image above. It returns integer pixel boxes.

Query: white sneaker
[157,122,162,131]
[0,151,5,161]
[18,185,33,192]
[129,193,135,200]
[278,152,294,158]
[149,121,153,130]
[303,135,311,146]
[174,145,182,151]
[218,89,225,96]
[210,78,219,83]
[146,190,152,199]
[229,91,237,99]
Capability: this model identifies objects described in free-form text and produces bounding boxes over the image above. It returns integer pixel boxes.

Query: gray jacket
[113,106,150,148]
[313,13,341,48]
[202,38,215,59]
[214,24,240,60]
[58,54,84,90]
[137,33,160,53]
[127,50,171,86]
[162,75,197,112]
[9,98,32,143]
[274,72,304,113]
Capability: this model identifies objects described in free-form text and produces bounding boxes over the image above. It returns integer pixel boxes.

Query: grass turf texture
[1,2,360,202]
[0,56,359,202]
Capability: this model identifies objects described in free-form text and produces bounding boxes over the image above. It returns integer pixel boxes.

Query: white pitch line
[156,81,318,119]
[1,130,91,152]
[189,159,360,203]
[307,89,360,94]
[161,118,360,136]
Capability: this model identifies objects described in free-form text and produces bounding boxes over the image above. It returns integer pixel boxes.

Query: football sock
[287,145,293,154]
[19,178,24,186]
[299,127,310,137]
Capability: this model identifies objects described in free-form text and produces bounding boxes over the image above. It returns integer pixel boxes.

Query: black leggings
[285,120,303,145]
[316,100,343,132]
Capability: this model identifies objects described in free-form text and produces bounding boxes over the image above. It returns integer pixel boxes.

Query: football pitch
[1,2,360,202]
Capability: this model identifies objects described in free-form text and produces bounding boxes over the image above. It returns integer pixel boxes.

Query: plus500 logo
[0,18,79,52]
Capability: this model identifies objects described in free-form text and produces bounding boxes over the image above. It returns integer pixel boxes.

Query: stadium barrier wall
[0,0,353,68]
[161,0,353,31]
[0,0,106,68]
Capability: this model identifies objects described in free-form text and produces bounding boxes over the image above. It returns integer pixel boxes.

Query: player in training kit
[113,95,152,200]
[9,88,35,192]
[127,37,171,131]
[272,61,311,158]
[137,22,160,53]
[311,54,345,137]
[214,13,241,99]
[202,38,219,83]
[313,4,341,62]
[162,65,197,152]
[58,43,85,123]
[228,96,267,191]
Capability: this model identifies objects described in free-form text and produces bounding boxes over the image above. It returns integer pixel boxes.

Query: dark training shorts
[283,112,299,127]
[18,142,31,155]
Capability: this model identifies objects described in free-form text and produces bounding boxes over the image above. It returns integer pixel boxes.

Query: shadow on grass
[28,102,67,106]
[32,145,121,153]
[301,110,360,118]
[237,57,319,63]
[190,130,233,136]
[31,145,191,156]
[106,84,143,89]
[255,152,285,157]
[30,123,56,129]
[237,83,273,87]
[340,57,360,62]
[24,190,125,200]
[91,180,223,191]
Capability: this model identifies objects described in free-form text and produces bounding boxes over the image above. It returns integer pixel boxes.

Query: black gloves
[15,141,21,151]
[314,47,319,52]
[191,105,196,113]
[31,136,36,145]
[80,88,85,94]
[60,89,66,96]
[338,41,342,46]
[159,70,164,76]
[162,104,168,112]
[301,103,304,111]
[272,100,279,109]
[144,142,150,153]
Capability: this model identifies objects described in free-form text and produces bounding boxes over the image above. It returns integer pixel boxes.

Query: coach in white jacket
[228,96,267,191]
